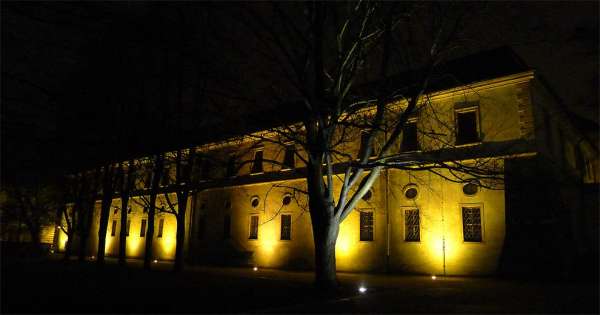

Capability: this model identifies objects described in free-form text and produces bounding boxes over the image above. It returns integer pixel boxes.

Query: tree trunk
[118,194,129,266]
[97,166,115,265]
[143,154,163,270]
[173,192,188,272]
[63,236,73,261]
[311,216,339,291]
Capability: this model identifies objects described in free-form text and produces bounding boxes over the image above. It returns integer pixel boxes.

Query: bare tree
[210,2,505,290]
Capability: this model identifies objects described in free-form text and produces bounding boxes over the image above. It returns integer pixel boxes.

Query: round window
[463,182,479,196]
[251,196,260,208]
[404,187,418,200]
[282,195,292,206]
[362,190,373,201]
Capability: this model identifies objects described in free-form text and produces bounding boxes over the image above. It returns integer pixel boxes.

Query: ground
[1,254,598,313]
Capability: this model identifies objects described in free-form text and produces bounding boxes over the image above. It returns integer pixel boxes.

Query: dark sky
[1,2,598,185]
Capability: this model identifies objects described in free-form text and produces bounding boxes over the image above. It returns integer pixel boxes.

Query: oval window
[362,190,373,201]
[282,195,292,206]
[405,187,418,200]
[463,182,479,196]
[251,196,260,208]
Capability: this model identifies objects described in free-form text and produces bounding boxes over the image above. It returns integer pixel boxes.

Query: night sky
[1,2,598,185]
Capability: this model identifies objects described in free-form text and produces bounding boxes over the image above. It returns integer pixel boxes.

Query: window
[462,207,482,242]
[144,170,152,189]
[463,182,479,196]
[224,215,231,239]
[456,110,479,145]
[157,218,164,238]
[362,190,373,201]
[140,219,147,237]
[161,171,170,187]
[126,220,131,237]
[251,196,260,208]
[359,211,374,241]
[360,131,376,157]
[111,220,117,237]
[280,214,292,240]
[283,144,296,169]
[404,209,420,242]
[226,156,237,177]
[249,215,259,239]
[401,122,419,152]
[201,159,212,179]
[404,185,418,200]
[251,150,264,174]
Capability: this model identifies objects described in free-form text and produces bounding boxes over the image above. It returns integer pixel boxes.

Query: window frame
[248,214,259,240]
[280,213,292,241]
[157,218,165,238]
[110,220,117,237]
[460,203,484,243]
[403,208,420,242]
[359,209,374,242]
[400,119,420,152]
[454,105,481,146]
[140,219,147,238]
[250,148,264,175]
[282,143,296,170]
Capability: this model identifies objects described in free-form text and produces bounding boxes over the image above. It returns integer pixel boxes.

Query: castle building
[54,48,598,276]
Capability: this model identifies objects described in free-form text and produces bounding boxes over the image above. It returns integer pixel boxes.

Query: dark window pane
[226,157,237,177]
[249,215,259,239]
[360,132,376,157]
[404,209,420,241]
[251,151,263,174]
[359,211,374,241]
[157,218,164,238]
[283,145,295,169]
[140,219,147,237]
[401,123,419,152]
[462,207,482,242]
[405,187,418,199]
[463,183,478,195]
[456,111,479,144]
[281,214,292,240]
[111,220,117,237]
[126,220,130,237]
[224,215,231,239]
[201,159,212,179]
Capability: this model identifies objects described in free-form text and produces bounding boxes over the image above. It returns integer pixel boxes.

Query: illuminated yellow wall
[58,194,190,261]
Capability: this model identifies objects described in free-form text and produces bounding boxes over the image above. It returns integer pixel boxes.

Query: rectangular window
[404,209,420,241]
[111,220,117,237]
[280,214,292,240]
[201,159,212,179]
[224,215,231,239]
[359,211,374,241]
[249,215,259,239]
[161,171,170,187]
[226,156,237,177]
[462,207,482,242]
[157,218,164,238]
[126,220,131,237]
[401,122,419,152]
[140,219,147,237]
[360,132,376,157]
[251,150,264,174]
[283,145,296,169]
[456,110,479,145]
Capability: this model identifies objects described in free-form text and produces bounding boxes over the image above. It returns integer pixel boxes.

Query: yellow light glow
[431,275,437,280]
[253,267,258,271]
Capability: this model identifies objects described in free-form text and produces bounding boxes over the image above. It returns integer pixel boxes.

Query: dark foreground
[2,255,598,313]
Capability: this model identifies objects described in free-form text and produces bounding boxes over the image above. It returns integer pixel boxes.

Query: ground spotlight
[253,267,258,271]
[153,259,158,263]
[358,286,367,293]
[431,275,437,280]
